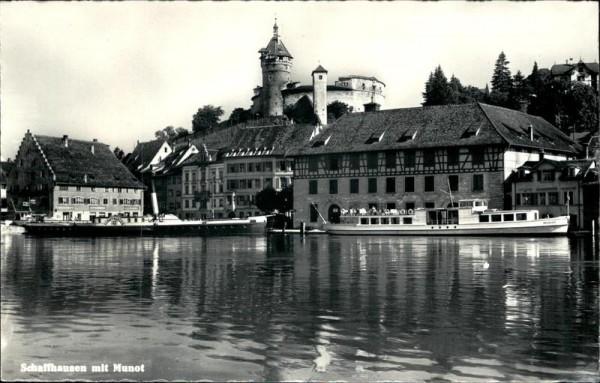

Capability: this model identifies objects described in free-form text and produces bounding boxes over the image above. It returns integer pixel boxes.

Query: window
[350,179,359,194]
[404,150,416,168]
[424,176,435,192]
[540,170,555,181]
[385,151,396,169]
[473,174,484,191]
[425,202,435,209]
[448,175,459,192]
[491,214,502,222]
[368,178,377,193]
[563,191,574,205]
[423,150,435,167]
[405,177,414,192]
[59,186,68,191]
[248,163,254,172]
[309,180,318,195]
[76,186,81,191]
[406,202,415,211]
[367,152,378,169]
[516,213,527,221]
[329,180,338,194]
[103,198,109,205]
[386,177,395,193]
[386,202,396,210]
[538,192,546,205]
[329,156,339,171]
[310,204,319,223]
[264,162,272,172]
[240,163,246,172]
[349,153,360,170]
[471,148,485,166]
[309,157,319,172]
[548,192,559,205]
[446,148,459,167]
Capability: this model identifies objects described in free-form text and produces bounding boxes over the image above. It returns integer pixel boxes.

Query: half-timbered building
[9,131,146,221]
[289,103,580,227]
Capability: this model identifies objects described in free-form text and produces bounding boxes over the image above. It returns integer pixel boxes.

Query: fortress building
[251,20,386,124]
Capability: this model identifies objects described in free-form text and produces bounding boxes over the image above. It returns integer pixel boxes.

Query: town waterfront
[1,233,598,381]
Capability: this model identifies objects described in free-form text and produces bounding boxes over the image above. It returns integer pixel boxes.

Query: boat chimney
[528,125,534,141]
[62,135,69,148]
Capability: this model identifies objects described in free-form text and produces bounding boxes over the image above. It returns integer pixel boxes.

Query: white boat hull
[324,216,569,236]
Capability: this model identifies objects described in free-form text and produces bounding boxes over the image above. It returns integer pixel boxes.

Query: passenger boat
[22,214,268,237]
[324,199,569,236]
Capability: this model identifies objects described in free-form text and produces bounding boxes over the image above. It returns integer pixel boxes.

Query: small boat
[324,199,569,236]
[22,214,269,237]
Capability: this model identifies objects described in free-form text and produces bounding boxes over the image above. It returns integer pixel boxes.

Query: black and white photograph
[1,1,599,381]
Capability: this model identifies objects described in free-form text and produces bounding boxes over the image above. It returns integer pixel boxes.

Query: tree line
[422,52,599,136]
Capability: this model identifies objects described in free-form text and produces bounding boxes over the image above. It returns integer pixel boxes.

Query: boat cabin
[338,199,541,226]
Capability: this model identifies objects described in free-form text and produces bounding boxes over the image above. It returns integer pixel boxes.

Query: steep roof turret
[259,19,293,59]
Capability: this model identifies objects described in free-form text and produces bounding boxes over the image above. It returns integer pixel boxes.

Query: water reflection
[1,234,597,381]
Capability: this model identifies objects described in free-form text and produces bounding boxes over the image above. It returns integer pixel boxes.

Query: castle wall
[283,89,386,114]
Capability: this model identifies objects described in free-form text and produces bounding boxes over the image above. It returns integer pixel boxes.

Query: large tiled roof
[33,135,145,188]
[224,124,315,158]
[551,62,599,75]
[125,139,168,171]
[289,103,579,156]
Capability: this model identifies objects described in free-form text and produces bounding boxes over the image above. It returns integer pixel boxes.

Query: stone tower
[312,65,328,125]
[259,20,293,117]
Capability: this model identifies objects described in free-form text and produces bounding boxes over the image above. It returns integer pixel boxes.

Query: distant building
[180,147,226,219]
[251,20,385,122]
[288,103,580,227]
[1,161,14,218]
[512,157,598,230]
[551,60,599,92]
[8,131,146,221]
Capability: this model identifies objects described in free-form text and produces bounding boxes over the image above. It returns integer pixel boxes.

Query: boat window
[479,215,490,223]
[516,213,527,221]
[370,218,379,225]
[381,218,389,225]
[475,200,485,207]
[360,218,368,225]
[504,214,514,221]
[403,217,413,225]
[534,212,538,220]
[491,215,502,222]
[391,217,399,224]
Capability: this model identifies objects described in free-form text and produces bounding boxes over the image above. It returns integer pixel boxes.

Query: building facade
[551,60,599,92]
[512,158,597,229]
[8,131,146,221]
[289,103,579,227]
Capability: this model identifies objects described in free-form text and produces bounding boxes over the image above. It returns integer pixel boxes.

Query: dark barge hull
[23,220,268,237]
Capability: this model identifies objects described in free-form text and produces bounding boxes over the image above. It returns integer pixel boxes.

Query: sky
[1,2,598,161]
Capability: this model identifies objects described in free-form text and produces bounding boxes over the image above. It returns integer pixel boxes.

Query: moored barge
[22,214,268,236]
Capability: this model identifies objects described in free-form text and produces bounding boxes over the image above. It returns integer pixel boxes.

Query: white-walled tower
[312,65,328,125]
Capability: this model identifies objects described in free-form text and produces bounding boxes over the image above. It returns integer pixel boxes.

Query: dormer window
[461,126,480,138]
[398,128,418,143]
[365,132,385,144]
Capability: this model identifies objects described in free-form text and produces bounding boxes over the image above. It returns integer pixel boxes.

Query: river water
[1,232,598,381]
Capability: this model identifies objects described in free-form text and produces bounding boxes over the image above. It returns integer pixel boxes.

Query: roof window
[312,134,332,148]
[461,125,480,138]
[398,128,418,143]
[365,132,385,144]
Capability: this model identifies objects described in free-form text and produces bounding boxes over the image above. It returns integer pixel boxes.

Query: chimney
[93,138,98,142]
[538,149,545,161]
[583,143,589,159]
[364,102,381,112]
[62,135,69,148]
[528,125,534,141]
[90,145,95,154]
